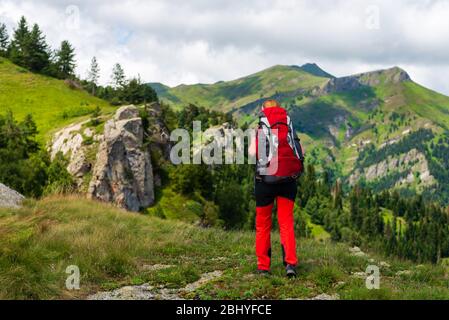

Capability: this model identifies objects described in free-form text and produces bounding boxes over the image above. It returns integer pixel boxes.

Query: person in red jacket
[249,99,304,278]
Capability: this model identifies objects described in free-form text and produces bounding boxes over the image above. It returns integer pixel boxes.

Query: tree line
[0,16,157,106]
[81,59,157,106]
[0,17,75,79]
[297,164,449,264]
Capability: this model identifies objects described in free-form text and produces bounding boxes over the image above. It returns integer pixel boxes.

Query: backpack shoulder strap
[287,115,304,161]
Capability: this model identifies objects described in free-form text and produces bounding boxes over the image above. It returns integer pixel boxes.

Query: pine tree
[56,40,76,78]
[8,16,31,67]
[333,179,343,210]
[111,63,126,88]
[0,23,9,56]
[87,56,100,95]
[27,24,50,72]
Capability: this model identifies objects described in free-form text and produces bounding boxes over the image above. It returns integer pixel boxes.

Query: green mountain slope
[153,64,330,111]
[0,58,113,141]
[1,195,448,300]
[150,64,449,204]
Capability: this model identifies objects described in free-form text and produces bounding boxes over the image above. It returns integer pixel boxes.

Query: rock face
[50,120,97,186]
[88,106,155,212]
[145,102,172,160]
[0,183,25,208]
[50,104,159,212]
[349,148,435,187]
[320,67,410,96]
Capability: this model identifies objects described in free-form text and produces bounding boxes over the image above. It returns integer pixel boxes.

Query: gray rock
[141,264,174,272]
[352,271,367,278]
[349,148,436,187]
[114,105,140,121]
[349,246,361,253]
[309,293,340,300]
[87,270,223,300]
[88,284,155,300]
[88,105,155,212]
[144,102,172,160]
[0,183,25,209]
[49,120,94,187]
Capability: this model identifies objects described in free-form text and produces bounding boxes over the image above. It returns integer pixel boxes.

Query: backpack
[256,106,304,184]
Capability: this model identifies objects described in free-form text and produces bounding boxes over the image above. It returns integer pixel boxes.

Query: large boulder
[88,105,155,211]
[0,183,25,209]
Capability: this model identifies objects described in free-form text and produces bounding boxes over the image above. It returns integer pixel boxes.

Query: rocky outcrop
[50,105,160,212]
[50,120,99,187]
[321,76,362,94]
[88,106,155,212]
[354,67,411,87]
[319,67,410,96]
[349,148,436,187]
[145,102,172,160]
[0,183,25,208]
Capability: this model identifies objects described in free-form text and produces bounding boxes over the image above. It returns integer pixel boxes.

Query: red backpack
[256,106,304,184]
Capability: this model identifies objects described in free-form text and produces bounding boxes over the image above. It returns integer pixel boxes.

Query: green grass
[0,58,114,142]
[1,196,448,300]
[145,188,202,223]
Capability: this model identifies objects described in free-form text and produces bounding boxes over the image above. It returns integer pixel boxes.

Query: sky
[1,0,449,95]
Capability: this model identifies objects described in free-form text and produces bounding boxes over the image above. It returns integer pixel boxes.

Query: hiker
[249,99,305,278]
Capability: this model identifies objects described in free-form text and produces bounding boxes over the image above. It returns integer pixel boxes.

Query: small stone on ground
[141,264,174,272]
[87,270,223,300]
[309,293,340,300]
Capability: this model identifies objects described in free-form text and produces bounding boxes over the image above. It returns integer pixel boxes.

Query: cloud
[1,0,449,94]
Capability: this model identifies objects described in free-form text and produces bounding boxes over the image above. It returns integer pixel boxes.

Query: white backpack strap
[258,115,274,165]
[287,116,301,159]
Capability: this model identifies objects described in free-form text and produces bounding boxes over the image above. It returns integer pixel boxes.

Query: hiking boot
[255,269,270,276]
[286,264,297,278]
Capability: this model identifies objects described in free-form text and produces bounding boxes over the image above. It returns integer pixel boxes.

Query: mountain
[150,64,449,204]
[151,65,330,112]
[0,57,113,141]
[299,63,335,78]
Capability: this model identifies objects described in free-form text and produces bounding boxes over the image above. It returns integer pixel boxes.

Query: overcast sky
[1,0,449,95]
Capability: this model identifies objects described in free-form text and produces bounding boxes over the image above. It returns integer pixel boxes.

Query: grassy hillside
[154,65,329,112]
[1,196,448,300]
[0,58,114,142]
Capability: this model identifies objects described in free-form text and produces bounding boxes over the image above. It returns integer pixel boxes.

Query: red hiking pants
[255,179,298,271]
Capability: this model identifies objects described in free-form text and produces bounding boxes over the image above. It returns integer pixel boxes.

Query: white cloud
[1,0,449,94]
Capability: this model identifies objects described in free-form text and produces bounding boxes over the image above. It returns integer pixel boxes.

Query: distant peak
[350,67,411,86]
[299,63,335,79]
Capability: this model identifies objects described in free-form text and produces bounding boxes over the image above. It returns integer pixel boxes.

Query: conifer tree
[0,23,9,56]
[8,16,31,67]
[87,56,100,94]
[27,24,50,72]
[111,63,126,88]
[56,40,76,78]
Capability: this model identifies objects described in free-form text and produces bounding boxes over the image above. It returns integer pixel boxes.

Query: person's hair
[262,99,280,109]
